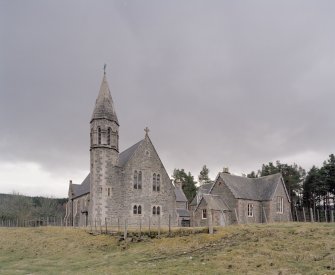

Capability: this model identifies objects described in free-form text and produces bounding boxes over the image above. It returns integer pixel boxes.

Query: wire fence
[1,208,334,233]
[292,207,335,223]
[0,216,64,227]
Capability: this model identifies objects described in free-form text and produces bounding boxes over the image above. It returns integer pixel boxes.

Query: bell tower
[89,68,119,223]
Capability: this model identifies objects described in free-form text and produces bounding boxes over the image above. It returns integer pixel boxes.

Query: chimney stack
[174,179,182,188]
[222,167,230,174]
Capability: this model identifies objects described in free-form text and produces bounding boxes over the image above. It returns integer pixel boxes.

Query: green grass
[0,223,335,274]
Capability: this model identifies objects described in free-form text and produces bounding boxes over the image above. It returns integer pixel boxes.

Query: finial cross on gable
[104,64,107,75]
[144,127,150,136]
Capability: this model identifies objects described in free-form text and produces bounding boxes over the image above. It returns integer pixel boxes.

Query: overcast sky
[1,1,335,197]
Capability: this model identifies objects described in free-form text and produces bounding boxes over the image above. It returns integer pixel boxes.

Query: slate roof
[217,173,284,201]
[177,209,190,217]
[91,74,119,124]
[71,174,90,199]
[202,194,230,211]
[118,139,143,167]
[189,182,213,206]
[174,187,188,202]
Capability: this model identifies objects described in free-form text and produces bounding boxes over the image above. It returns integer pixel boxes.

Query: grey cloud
[1,0,335,187]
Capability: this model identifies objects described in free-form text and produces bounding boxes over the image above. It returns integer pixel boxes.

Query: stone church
[64,72,189,227]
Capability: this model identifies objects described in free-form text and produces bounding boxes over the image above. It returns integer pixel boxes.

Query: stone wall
[210,178,238,224]
[268,180,291,222]
[192,199,208,227]
[66,194,89,227]
[237,199,262,224]
[118,136,177,227]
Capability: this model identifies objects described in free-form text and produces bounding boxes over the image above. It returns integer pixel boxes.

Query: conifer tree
[172,169,197,202]
[198,165,212,186]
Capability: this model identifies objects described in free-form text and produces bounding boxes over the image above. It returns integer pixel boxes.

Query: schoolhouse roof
[174,186,188,202]
[216,172,285,201]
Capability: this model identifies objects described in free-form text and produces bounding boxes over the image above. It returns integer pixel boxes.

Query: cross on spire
[144,127,150,136]
[104,64,107,75]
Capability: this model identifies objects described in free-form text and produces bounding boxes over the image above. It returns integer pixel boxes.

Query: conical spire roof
[91,74,119,124]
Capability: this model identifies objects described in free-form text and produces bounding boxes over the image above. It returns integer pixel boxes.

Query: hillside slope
[0,223,334,274]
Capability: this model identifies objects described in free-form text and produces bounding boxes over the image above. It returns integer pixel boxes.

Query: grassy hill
[0,223,334,274]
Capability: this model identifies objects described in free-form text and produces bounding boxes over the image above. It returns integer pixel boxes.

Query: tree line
[0,193,66,221]
[173,154,335,211]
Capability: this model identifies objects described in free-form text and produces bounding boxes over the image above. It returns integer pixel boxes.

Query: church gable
[123,134,175,193]
[120,133,176,225]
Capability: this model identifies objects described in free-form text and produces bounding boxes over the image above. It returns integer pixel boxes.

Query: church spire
[91,70,119,124]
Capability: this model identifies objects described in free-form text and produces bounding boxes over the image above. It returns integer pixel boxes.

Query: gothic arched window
[138,205,142,215]
[157,174,160,192]
[98,127,101,145]
[133,170,142,189]
[157,206,160,215]
[138,171,142,189]
[133,205,137,215]
[107,128,111,145]
[153,173,157,191]
[152,206,156,215]
[90,128,93,145]
[133,171,138,189]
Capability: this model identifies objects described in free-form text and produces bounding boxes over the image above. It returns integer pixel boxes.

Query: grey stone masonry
[66,73,184,227]
[191,172,291,227]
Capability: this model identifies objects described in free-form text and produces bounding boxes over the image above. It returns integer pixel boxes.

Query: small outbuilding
[192,172,291,227]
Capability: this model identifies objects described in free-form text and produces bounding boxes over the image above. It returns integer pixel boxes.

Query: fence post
[149,216,151,236]
[208,209,214,234]
[94,219,97,232]
[124,219,128,240]
[117,217,120,234]
[295,207,299,222]
[317,209,320,222]
[168,214,171,236]
[310,208,314,222]
[325,210,328,223]
[105,218,107,234]
[139,218,142,238]
[158,216,161,238]
[262,207,268,223]
[234,208,239,224]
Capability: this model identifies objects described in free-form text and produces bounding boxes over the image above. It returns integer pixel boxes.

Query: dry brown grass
[0,223,335,274]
